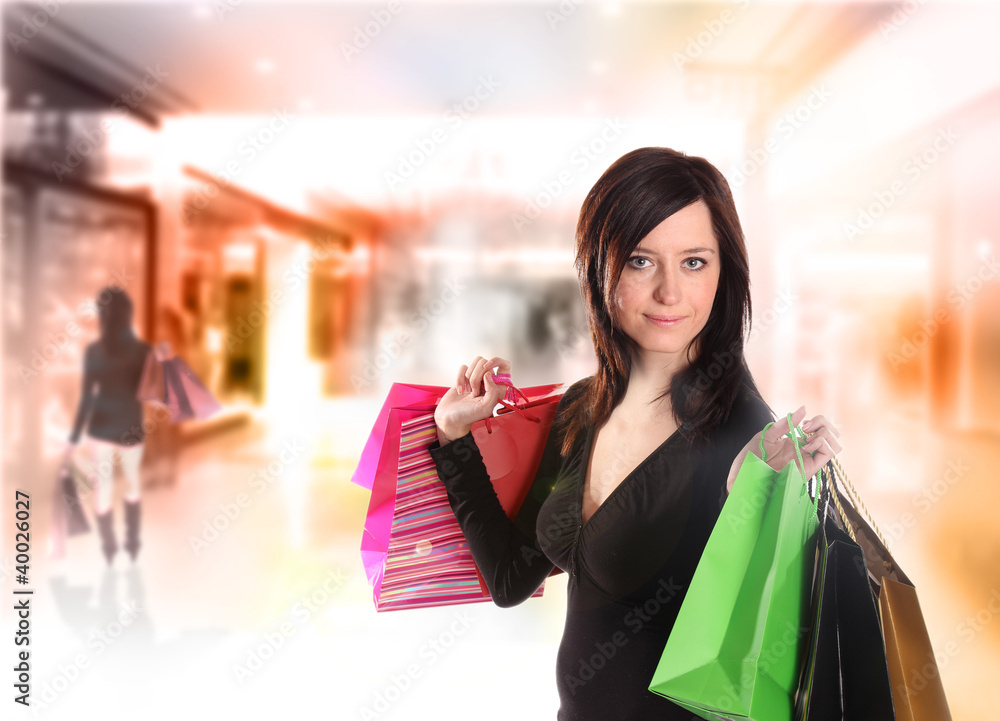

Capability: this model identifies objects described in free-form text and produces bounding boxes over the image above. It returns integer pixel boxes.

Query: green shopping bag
[649,413,820,721]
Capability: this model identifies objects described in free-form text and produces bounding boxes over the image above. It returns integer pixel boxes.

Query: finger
[803,435,837,461]
[815,429,843,455]
[465,357,484,384]
[801,427,843,455]
[474,356,494,396]
[486,356,512,375]
[804,414,841,438]
[481,368,504,407]
[468,357,489,396]
[456,365,470,393]
[763,405,806,448]
[782,405,808,437]
[464,356,485,384]
[804,439,837,479]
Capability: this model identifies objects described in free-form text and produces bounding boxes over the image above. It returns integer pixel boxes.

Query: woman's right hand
[154,341,174,362]
[434,356,512,445]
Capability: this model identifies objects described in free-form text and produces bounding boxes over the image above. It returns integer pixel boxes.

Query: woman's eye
[684,258,707,271]
[628,256,649,268]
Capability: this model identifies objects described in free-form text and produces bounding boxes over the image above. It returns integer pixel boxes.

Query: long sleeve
[428,390,575,608]
[69,346,97,444]
[718,387,776,511]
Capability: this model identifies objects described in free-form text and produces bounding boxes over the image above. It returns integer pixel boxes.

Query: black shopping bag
[795,471,896,721]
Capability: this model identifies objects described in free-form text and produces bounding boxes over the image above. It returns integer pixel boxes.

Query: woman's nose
[652,269,681,305]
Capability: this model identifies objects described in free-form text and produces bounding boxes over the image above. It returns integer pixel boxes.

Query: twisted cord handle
[831,455,891,552]
[822,463,858,543]
[828,458,900,577]
[759,413,816,511]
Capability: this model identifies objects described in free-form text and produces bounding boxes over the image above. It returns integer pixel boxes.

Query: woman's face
[612,199,721,367]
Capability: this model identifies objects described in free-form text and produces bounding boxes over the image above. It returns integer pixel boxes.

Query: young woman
[63,286,156,565]
[429,147,843,719]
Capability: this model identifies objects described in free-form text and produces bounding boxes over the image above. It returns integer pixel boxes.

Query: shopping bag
[352,383,449,491]
[879,578,953,721]
[161,357,222,423]
[137,348,166,403]
[61,460,91,535]
[826,459,953,721]
[48,459,91,560]
[826,457,912,596]
[354,380,558,492]
[360,382,563,611]
[794,473,895,721]
[649,414,820,721]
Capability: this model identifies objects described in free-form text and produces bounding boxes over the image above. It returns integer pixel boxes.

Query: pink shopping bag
[352,383,447,490]
[359,382,564,611]
[161,357,222,423]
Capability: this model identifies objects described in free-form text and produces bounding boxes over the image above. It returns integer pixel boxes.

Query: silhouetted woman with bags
[62,286,154,565]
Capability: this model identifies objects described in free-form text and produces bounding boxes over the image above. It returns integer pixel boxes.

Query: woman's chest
[536,427,709,600]
[582,419,680,525]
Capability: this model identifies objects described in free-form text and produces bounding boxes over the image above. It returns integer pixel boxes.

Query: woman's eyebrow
[631,245,717,255]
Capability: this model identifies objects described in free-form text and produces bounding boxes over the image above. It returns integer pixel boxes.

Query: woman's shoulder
[728,382,774,436]
[83,339,103,361]
[558,375,593,408]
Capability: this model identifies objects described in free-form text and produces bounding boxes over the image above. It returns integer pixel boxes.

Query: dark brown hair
[96,285,136,354]
[557,146,771,457]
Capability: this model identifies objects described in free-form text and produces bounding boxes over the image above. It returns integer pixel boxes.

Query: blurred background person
[62,286,152,565]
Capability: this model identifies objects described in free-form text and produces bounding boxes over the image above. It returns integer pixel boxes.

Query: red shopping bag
[360,382,564,611]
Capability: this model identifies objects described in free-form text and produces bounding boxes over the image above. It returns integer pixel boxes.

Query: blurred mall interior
[2,2,999,719]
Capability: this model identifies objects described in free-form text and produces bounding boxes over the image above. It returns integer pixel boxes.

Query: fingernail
[802,420,812,430]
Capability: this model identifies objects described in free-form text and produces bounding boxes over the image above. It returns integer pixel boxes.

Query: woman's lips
[645,314,685,328]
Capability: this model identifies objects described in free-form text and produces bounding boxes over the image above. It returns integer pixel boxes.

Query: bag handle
[821,461,859,543]
[759,412,816,512]
[834,458,886,537]
[483,375,542,434]
[826,455,889,548]
[492,373,526,404]
[828,456,893,553]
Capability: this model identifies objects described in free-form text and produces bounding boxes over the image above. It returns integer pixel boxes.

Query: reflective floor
[21,397,566,720]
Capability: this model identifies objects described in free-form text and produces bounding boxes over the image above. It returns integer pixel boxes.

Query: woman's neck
[621,358,686,423]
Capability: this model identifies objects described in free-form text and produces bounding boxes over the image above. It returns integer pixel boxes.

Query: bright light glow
[222,243,257,274]
[205,326,222,353]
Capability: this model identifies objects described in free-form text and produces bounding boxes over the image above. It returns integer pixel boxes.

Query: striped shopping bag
[359,382,562,611]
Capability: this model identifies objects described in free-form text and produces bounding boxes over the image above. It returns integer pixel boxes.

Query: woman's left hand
[61,440,77,467]
[726,405,843,494]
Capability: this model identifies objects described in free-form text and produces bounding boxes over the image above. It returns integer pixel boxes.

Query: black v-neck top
[428,375,774,720]
[69,336,153,447]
